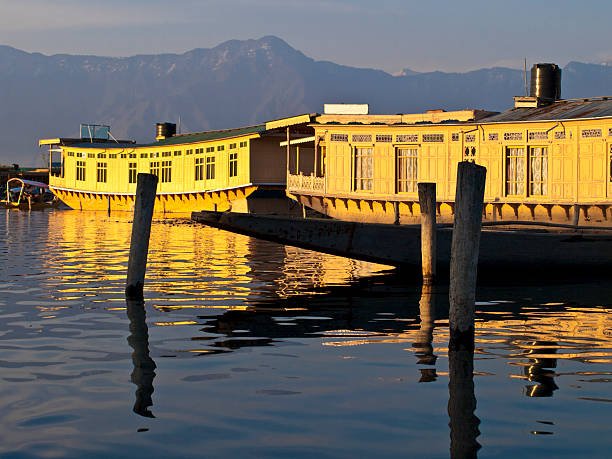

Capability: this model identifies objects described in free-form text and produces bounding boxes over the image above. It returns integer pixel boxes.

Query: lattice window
[352,134,372,143]
[149,161,160,177]
[97,153,106,158]
[217,145,225,151]
[396,134,418,143]
[129,153,136,159]
[239,141,248,148]
[109,154,117,159]
[451,133,459,141]
[554,131,566,140]
[353,147,373,191]
[609,128,612,137]
[529,147,548,196]
[529,131,548,141]
[488,133,499,141]
[229,143,237,149]
[581,129,602,138]
[396,147,418,192]
[422,134,444,142]
[330,133,348,142]
[174,151,181,156]
[87,153,95,158]
[376,134,392,143]
[67,152,75,157]
[162,151,172,157]
[505,147,525,195]
[465,134,476,143]
[504,132,523,141]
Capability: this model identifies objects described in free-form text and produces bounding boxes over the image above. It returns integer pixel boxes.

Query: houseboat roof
[39,113,317,149]
[481,97,612,123]
[314,109,496,126]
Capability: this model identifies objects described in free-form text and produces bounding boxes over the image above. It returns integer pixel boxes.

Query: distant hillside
[0,36,611,165]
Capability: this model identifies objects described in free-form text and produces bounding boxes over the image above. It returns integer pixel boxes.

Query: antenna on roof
[524,58,528,96]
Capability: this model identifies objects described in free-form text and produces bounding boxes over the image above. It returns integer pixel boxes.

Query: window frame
[352,145,374,192]
[96,161,107,183]
[395,146,419,193]
[229,152,238,178]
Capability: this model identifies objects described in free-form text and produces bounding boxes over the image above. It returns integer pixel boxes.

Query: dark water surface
[0,210,610,458]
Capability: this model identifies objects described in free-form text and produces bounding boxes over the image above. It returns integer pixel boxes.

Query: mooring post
[571,204,580,226]
[126,173,158,300]
[449,162,486,350]
[418,182,437,284]
[393,201,400,225]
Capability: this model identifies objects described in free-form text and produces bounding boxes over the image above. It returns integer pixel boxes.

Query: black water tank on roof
[530,63,562,103]
[156,122,176,138]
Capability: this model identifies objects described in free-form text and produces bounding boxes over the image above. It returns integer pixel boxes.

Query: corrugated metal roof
[151,124,267,146]
[482,97,612,123]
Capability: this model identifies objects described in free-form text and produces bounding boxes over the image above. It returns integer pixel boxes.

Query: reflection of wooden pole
[126,173,158,300]
[449,162,486,350]
[127,299,156,418]
[418,183,437,284]
[448,349,481,458]
[413,284,437,371]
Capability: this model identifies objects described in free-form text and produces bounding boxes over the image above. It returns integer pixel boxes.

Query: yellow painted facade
[287,104,612,225]
[41,117,314,213]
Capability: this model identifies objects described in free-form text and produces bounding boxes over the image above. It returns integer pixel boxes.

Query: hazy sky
[1,0,611,73]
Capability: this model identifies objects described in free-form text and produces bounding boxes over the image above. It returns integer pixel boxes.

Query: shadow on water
[141,268,611,457]
[126,299,157,418]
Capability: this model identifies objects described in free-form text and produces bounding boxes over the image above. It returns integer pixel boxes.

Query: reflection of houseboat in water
[286,64,612,226]
[39,115,315,213]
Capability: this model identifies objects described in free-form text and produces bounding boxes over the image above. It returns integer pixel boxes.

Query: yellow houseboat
[286,65,612,226]
[39,115,315,213]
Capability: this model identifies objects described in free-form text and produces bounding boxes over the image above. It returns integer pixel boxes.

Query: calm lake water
[0,209,610,458]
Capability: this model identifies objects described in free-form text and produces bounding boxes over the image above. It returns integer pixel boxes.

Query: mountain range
[1,36,611,165]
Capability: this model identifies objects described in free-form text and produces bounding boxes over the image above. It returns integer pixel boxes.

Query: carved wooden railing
[287,174,324,193]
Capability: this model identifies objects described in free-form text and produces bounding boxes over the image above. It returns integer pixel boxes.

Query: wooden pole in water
[572,204,580,226]
[126,173,158,300]
[449,162,486,350]
[418,182,437,284]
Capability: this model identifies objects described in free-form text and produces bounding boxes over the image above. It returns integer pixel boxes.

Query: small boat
[1,178,60,210]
